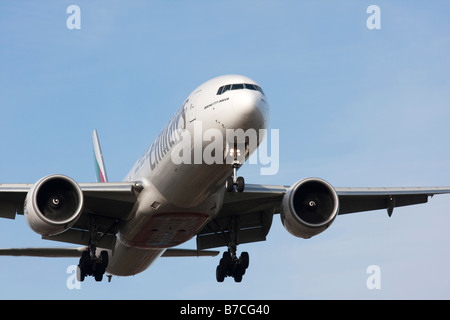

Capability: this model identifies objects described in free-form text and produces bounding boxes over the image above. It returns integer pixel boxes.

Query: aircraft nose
[232,91,269,131]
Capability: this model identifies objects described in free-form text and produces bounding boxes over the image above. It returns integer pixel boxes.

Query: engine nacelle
[24,175,84,236]
[281,178,339,239]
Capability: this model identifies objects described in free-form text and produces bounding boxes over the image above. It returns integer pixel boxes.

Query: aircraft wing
[336,186,450,215]
[0,181,142,249]
[196,184,286,250]
[3,180,450,252]
[196,183,450,250]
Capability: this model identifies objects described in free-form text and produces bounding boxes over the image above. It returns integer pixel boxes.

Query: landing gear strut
[76,216,111,282]
[225,142,247,193]
[225,164,245,192]
[216,246,249,283]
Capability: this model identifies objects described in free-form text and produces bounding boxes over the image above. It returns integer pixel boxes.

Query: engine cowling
[281,178,339,239]
[24,175,84,236]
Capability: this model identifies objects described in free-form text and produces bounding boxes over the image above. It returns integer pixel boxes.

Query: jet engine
[281,178,339,239]
[24,175,84,236]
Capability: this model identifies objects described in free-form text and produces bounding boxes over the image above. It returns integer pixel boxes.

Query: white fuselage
[106,75,269,276]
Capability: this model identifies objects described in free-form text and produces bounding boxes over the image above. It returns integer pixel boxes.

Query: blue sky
[1,1,450,299]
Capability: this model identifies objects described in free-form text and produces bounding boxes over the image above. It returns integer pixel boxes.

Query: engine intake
[281,178,339,239]
[24,175,84,236]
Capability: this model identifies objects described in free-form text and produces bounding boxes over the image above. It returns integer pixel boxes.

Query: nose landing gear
[225,164,245,192]
[225,142,248,193]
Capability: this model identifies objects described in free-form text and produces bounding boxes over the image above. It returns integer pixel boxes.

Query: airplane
[1,74,450,283]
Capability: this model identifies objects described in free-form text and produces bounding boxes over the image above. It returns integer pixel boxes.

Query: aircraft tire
[236,177,245,192]
[225,177,234,192]
[216,265,225,282]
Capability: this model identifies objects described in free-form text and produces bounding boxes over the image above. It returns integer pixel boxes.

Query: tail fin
[92,129,108,183]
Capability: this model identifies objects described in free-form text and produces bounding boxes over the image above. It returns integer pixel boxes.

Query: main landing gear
[76,216,112,282]
[77,245,109,282]
[216,246,249,283]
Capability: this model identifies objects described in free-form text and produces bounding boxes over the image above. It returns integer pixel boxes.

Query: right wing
[196,182,450,250]
[336,186,450,216]
[196,184,287,250]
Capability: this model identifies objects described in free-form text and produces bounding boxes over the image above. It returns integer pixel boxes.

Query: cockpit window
[254,85,265,95]
[217,83,265,96]
[222,84,231,94]
[245,83,265,95]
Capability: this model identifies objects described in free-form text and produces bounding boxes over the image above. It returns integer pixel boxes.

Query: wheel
[233,271,243,283]
[100,250,109,269]
[221,251,232,270]
[76,265,85,282]
[236,176,245,192]
[239,252,249,270]
[79,251,90,267]
[78,251,91,279]
[94,270,104,282]
[216,265,225,282]
[225,177,234,192]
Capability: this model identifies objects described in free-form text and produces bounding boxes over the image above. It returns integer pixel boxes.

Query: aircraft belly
[123,212,209,248]
[106,242,164,276]
[118,173,225,250]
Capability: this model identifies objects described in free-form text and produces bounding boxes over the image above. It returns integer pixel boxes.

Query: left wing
[0,129,142,249]
[0,180,142,249]
[0,130,220,261]
[196,182,450,250]
[0,181,222,258]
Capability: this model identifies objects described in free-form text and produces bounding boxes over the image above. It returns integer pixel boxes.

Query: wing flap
[42,228,117,249]
[196,184,284,250]
[196,210,274,250]
[161,248,219,257]
[78,182,141,220]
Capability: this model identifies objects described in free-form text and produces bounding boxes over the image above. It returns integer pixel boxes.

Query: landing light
[229,149,241,157]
